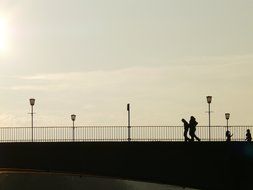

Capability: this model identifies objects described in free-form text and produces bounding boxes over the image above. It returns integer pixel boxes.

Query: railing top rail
[0,125,252,129]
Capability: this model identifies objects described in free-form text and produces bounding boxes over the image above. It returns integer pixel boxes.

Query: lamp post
[225,113,230,131]
[206,96,212,141]
[71,114,76,141]
[127,103,131,142]
[29,98,35,142]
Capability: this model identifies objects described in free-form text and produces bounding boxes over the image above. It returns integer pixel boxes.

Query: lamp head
[206,96,212,104]
[29,98,35,106]
[225,113,230,120]
[127,103,130,111]
[71,114,76,121]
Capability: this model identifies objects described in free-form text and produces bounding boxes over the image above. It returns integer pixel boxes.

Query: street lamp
[71,114,76,141]
[29,98,35,142]
[206,96,212,141]
[225,113,230,131]
[127,103,131,142]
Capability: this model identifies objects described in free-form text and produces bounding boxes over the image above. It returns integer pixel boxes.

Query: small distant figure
[182,119,190,142]
[245,129,252,142]
[189,116,201,142]
[225,130,233,142]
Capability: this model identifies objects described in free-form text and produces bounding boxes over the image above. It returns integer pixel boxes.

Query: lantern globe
[206,96,212,104]
[29,98,35,106]
[225,113,230,120]
[71,114,76,121]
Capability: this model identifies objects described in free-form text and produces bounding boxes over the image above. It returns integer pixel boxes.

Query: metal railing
[0,126,251,142]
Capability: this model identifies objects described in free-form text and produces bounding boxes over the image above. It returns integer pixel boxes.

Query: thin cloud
[8,54,253,92]
[1,54,253,125]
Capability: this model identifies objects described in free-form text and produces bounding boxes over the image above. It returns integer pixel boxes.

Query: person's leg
[195,135,201,141]
[190,134,194,141]
[193,131,200,141]
[184,131,188,142]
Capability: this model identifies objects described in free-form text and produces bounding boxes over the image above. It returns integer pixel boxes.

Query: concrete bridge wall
[0,142,252,189]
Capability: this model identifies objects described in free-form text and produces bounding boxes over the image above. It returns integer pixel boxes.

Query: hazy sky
[0,0,253,126]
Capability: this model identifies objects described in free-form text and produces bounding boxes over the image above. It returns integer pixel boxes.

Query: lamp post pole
[225,113,230,131]
[29,98,35,142]
[71,114,76,141]
[206,96,212,141]
[127,103,131,142]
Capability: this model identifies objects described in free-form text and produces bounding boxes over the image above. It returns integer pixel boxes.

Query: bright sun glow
[0,18,8,52]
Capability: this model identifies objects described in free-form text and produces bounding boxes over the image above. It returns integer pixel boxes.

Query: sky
[0,0,253,127]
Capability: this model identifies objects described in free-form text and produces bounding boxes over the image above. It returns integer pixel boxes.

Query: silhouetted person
[225,130,233,142]
[245,129,252,142]
[182,119,190,142]
[189,116,200,142]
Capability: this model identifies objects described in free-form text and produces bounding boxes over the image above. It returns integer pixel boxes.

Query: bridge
[0,126,253,189]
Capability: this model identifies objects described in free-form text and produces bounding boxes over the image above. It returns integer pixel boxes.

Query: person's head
[190,116,195,120]
[181,119,187,124]
[247,129,250,133]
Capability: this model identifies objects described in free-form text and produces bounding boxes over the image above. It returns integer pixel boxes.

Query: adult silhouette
[245,129,252,142]
[225,130,233,142]
[181,119,190,142]
[189,116,200,142]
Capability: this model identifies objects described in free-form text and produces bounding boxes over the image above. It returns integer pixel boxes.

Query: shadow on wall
[0,172,198,190]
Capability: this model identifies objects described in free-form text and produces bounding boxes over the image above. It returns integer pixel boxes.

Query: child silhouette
[225,130,233,142]
[245,129,252,142]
